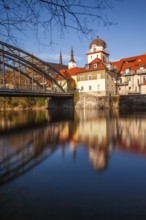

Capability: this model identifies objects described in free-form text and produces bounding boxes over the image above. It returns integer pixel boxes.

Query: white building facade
[76,37,116,96]
[111,54,146,95]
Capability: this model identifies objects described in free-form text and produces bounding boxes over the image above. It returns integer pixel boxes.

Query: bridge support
[47,97,74,109]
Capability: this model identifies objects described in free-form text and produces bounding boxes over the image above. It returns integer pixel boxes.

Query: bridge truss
[0,41,71,97]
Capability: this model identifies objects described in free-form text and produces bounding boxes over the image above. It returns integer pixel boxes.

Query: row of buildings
[50,36,146,96]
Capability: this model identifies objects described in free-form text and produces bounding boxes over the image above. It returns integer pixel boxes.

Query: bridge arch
[0,41,69,94]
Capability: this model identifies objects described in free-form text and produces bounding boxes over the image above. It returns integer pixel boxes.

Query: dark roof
[46,62,68,72]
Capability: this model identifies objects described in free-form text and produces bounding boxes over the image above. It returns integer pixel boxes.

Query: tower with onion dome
[86,36,109,64]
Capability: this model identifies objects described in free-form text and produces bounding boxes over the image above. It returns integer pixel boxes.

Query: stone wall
[119,94,146,110]
[75,92,119,109]
[48,97,74,109]
[47,93,146,110]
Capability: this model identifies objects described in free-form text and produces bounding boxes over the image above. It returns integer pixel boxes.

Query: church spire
[59,51,63,64]
[68,47,76,69]
[70,47,75,63]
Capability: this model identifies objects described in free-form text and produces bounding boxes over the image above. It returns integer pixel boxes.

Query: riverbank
[1,93,146,110]
[0,97,47,110]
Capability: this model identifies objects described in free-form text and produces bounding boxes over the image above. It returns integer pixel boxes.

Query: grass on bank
[0,97,47,109]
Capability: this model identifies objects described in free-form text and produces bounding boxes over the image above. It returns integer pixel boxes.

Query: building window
[81,86,84,91]
[129,87,131,90]
[85,64,89,69]
[126,68,130,74]
[107,74,108,79]
[89,85,92,90]
[128,76,131,81]
[143,76,146,83]
[94,63,97,68]
[140,66,144,70]
[97,85,100,90]
[97,74,101,79]
[80,76,84,81]
[137,79,139,84]
[88,75,92,80]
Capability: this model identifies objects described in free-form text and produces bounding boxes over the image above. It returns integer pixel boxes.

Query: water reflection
[0,109,146,186]
[1,109,146,220]
[0,109,75,185]
[76,110,146,170]
[0,110,50,132]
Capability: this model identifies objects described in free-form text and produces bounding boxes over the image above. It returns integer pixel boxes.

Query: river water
[0,109,146,220]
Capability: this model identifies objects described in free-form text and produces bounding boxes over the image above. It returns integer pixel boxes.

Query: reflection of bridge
[0,41,73,98]
[0,118,76,186]
[0,124,58,185]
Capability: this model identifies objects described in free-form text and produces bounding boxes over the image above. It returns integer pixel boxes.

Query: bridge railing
[0,87,75,97]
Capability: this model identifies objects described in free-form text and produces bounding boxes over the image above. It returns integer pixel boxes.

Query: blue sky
[18,0,146,67]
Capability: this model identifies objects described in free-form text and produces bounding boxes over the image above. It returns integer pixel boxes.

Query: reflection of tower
[89,147,109,172]
[68,47,76,69]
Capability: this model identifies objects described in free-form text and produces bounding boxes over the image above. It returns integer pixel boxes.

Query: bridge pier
[47,97,74,109]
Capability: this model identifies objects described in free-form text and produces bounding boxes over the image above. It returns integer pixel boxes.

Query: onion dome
[89,36,107,49]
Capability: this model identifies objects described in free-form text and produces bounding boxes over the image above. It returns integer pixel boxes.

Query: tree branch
[0,0,121,43]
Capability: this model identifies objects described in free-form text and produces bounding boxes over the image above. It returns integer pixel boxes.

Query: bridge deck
[0,89,74,98]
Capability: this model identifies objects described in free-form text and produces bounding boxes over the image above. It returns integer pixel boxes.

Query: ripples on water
[0,109,146,220]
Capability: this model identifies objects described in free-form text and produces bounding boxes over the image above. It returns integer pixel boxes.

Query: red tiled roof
[111,53,146,74]
[77,57,107,74]
[60,67,83,77]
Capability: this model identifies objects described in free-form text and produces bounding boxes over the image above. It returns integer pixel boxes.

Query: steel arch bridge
[0,41,73,97]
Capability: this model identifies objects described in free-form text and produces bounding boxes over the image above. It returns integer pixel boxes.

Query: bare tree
[0,0,121,43]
